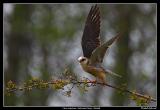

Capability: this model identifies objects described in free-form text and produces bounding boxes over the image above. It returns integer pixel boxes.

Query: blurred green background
[3,4,156,106]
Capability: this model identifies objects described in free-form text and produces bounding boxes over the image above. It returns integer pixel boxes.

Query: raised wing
[81,5,101,58]
[90,32,122,65]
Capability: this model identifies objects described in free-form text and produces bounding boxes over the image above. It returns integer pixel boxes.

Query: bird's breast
[81,64,104,77]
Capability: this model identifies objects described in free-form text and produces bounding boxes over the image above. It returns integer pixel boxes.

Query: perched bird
[78,5,122,84]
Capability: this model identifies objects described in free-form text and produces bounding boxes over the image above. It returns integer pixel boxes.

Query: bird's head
[78,56,89,65]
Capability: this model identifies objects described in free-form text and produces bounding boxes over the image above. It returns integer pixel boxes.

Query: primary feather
[82,5,101,58]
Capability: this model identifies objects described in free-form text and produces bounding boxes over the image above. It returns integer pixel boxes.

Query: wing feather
[90,32,122,65]
[81,5,101,58]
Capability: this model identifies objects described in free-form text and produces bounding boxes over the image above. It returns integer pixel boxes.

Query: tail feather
[105,69,122,78]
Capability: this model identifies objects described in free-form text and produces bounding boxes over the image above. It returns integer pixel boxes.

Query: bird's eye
[81,59,85,62]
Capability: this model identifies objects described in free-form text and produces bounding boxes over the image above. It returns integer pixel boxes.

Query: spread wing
[81,5,101,58]
[90,32,122,65]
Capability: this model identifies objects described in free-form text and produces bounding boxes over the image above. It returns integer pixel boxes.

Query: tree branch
[5,77,156,105]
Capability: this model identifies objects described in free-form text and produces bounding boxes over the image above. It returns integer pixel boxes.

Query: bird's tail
[105,69,122,78]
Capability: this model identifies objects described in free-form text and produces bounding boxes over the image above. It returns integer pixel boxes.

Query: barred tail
[105,69,122,78]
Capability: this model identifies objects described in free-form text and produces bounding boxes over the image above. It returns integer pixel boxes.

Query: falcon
[78,5,122,83]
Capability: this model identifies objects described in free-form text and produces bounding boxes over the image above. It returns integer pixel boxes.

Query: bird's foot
[92,79,97,83]
[91,80,97,86]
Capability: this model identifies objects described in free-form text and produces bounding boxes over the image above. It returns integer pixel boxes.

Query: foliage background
[3,4,156,106]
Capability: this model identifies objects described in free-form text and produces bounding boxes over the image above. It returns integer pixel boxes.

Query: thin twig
[5,79,156,102]
[74,80,156,102]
